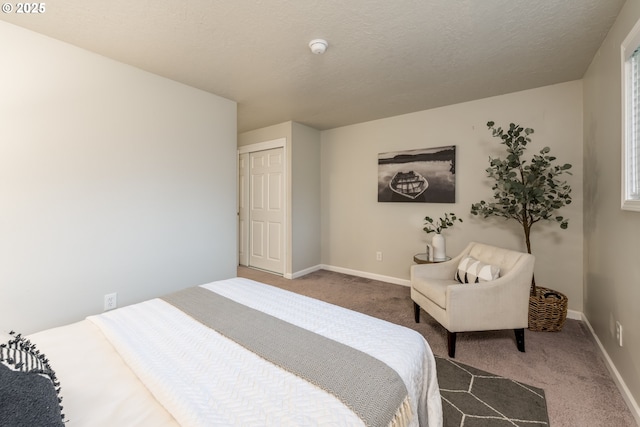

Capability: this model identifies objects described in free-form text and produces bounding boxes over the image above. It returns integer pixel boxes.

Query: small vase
[425,243,433,261]
[432,233,446,261]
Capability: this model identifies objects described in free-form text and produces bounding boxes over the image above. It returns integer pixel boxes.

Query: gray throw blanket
[162,286,411,427]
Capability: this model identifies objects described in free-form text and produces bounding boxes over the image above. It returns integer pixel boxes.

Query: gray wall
[291,122,321,274]
[0,22,238,334]
[583,0,640,413]
[320,82,584,312]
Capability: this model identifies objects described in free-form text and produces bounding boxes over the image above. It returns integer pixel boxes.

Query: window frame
[621,18,640,212]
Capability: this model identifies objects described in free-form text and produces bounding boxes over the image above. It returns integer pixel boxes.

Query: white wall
[583,0,640,414]
[321,81,584,311]
[0,22,238,334]
[238,122,293,148]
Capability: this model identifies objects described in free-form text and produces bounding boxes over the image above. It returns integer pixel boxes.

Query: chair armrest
[411,259,457,281]
[445,257,534,331]
[448,275,529,307]
[410,250,466,281]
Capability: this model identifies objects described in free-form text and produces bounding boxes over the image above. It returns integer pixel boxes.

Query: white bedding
[29,277,442,427]
[28,320,180,427]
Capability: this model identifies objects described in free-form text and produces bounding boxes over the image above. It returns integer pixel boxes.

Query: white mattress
[28,277,442,427]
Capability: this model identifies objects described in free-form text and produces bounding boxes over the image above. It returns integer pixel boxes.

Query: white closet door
[248,148,284,274]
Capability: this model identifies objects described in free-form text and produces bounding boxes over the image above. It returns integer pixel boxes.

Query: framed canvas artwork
[378,145,456,203]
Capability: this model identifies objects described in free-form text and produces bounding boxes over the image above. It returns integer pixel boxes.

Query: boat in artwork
[389,170,429,199]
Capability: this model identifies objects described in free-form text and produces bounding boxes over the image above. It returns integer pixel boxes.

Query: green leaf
[471,120,572,254]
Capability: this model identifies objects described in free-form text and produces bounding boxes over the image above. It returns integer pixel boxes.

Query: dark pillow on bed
[0,332,65,427]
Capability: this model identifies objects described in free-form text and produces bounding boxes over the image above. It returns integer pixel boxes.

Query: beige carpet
[238,266,638,427]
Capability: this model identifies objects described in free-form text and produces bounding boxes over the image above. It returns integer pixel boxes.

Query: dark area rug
[436,356,549,427]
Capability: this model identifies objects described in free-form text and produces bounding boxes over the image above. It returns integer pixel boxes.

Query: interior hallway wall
[582,0,640,415]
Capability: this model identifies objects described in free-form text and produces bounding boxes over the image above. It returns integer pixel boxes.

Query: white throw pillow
[455,256,500,284]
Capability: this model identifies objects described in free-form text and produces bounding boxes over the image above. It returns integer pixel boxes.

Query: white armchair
[411,241,535,358]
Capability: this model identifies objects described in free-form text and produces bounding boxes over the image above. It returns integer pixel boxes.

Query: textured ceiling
[1,0,626,132]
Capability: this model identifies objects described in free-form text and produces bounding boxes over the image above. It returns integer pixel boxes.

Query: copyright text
[2,3,46,13]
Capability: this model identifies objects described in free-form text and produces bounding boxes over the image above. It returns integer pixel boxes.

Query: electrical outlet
[376,251,383,261]
[104,293,117,311]
[615,321,623,347]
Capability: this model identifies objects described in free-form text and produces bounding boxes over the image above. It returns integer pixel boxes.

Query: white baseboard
[315,266,588,322]
[582,315,640,425]
[566,309,582,320]
[289,264,323,279]
[319,264,411,287]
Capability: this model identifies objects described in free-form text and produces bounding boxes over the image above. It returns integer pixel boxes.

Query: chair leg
[447,331,457,358]
[413,302,420,323]
[514,328,525,352]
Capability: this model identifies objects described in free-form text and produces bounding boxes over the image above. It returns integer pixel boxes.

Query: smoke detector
[309,39,328,55]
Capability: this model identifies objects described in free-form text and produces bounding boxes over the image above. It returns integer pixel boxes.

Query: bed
[3,277,442,426]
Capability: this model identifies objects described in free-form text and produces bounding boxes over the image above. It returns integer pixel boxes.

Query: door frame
[238,138,288,275]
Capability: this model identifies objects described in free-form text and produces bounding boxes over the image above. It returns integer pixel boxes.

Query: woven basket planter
[528,286,568,332]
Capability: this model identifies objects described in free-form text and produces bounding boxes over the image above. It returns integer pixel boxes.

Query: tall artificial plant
[470,121,572,294]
